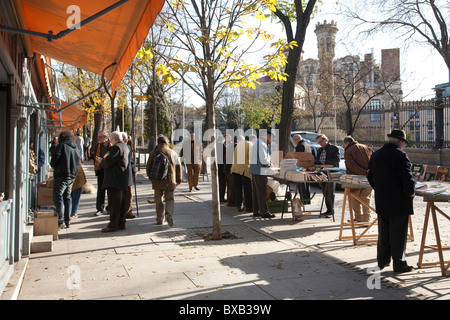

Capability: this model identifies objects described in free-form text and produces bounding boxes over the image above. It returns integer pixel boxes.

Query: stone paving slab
[9,162,450,303]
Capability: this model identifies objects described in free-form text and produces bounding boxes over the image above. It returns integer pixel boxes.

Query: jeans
[71,187,82,216]
[53,177,75,223]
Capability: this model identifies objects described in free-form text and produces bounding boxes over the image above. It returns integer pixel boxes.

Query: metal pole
[434,87,444,149]
[334,95,337,144]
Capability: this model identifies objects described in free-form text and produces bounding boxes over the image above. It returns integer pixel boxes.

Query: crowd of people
[45,127,415,273]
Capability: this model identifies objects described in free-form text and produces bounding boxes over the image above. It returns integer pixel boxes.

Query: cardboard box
[37,180,54,206]
[34,210,58,240]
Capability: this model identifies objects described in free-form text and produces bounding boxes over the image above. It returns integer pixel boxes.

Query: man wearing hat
[368,129,415,273]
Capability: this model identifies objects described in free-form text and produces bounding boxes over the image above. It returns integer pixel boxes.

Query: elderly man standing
[368,129,415,273]
[180,132,202,192]
[250,130,274,218]
[99,131,129,232]
[50,131,81,228]
[343,136,374,222]
[315,134,340,217]
[147,136,182,226]
[293,134,312,204]
[293,134,311,153]
[94,131,111,216]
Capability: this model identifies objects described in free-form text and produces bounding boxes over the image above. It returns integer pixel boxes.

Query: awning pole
[0,0,131,42]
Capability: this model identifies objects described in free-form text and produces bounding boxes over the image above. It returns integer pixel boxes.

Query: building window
[370,99,381,122]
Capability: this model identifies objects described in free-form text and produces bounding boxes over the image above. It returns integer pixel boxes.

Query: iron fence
[296,97,450,149]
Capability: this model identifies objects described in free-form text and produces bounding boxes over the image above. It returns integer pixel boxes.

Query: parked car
[290,131,346,171]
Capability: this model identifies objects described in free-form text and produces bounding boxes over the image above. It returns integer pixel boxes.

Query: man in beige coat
[147,136,182,226]
[180,132,203,192]
[231,135,253,212]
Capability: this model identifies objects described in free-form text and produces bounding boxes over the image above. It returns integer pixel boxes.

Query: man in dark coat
[99,131,130,232]
[368,129,415,273]
[93,131,111,216]
[293,134,312,204]
[293,134,311,153]
[315,134,340,217]
[50,131,81,228]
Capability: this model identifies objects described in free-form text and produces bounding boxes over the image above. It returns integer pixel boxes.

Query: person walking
[343,136,374,222]
[94,131,111,216]
[180,132,202,192]
[50,131,81,228]
[315,134,340,217]
[147,136,182,226]
[249,130,274,218]
[231,135,253,212]
[75,132,84,162]
[368,129,415,273]
[99,131,130,232]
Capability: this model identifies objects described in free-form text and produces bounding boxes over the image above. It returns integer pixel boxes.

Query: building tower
[314,20,338,107]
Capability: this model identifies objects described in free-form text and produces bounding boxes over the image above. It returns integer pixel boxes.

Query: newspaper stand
[417,194,450,277]
[339,182,414,245]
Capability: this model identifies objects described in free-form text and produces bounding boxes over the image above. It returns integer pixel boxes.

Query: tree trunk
[277,0,316,154]
[206,84,222,240]
[279,47,302,153]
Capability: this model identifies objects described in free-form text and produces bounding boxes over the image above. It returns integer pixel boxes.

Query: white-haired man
[99,131,129,232]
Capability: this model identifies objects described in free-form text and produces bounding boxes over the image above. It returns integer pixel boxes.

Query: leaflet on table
[415,181,450,196]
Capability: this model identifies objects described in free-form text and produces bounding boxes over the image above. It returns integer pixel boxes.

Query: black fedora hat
[387,129,408,143]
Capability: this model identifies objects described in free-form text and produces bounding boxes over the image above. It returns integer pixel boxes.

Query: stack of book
[339,174,370,185]
[323,168,346,181]
[279,159,298,178]
[285,170,329,182]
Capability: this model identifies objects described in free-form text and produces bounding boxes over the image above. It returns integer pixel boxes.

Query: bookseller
[343,136,374,222]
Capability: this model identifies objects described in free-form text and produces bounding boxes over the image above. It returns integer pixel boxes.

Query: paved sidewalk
[7,161,450,301]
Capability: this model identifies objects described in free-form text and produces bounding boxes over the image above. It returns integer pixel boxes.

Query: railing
[296,97,450,149]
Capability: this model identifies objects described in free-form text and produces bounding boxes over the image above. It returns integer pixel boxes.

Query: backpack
[149,147,170,180]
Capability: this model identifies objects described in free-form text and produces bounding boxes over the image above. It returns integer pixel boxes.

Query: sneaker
[165,213,174,226]
[94,210,103,216]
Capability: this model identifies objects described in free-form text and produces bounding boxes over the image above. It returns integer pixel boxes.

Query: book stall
[338,174,414,245]
[270,154,449,274]
[270,152,345,223]
[412,164,450,276]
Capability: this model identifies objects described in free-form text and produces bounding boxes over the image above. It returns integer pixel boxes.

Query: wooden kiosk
[339,182,414,245]
[417,194,450,277]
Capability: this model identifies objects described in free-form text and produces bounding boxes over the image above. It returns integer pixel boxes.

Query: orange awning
[15,0,165,91]
[47,101,88,132]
